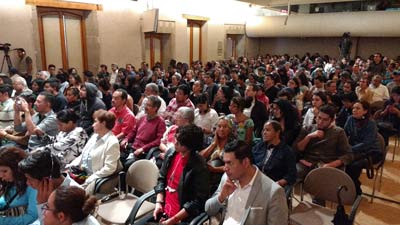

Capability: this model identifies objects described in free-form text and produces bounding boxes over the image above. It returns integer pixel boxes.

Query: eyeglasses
[41,202,57,212]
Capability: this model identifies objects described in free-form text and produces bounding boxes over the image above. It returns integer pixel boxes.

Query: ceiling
[237,0,365,7]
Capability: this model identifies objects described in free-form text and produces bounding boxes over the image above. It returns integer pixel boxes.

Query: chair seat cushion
[290,201,335,225]
[98,194,155,224]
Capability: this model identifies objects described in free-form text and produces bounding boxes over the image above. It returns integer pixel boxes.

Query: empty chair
[97,159,159,224]
[290,167,362,225]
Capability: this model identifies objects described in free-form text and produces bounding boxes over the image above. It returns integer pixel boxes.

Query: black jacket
[251,100,269,138]
[252,141,297,185]
[154,149,209,221]
[78,83,106,136]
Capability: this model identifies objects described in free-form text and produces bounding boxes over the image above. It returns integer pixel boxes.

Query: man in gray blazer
[205,140,288,225]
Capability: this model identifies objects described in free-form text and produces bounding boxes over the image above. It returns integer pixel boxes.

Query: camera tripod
[1,53,13,73]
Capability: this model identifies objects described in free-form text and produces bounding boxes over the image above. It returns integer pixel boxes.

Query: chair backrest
[376,133,388,166]
[126,159,159,193]
[303,167,356,205]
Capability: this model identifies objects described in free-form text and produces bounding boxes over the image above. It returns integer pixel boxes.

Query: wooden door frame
[187,20,204,65]
[227,34,238,59]
[37,7,88,71]
[145,33,163,68]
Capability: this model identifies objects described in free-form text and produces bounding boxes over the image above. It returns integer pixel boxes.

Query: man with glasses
[294,105,352,179]
[120,96,166,169]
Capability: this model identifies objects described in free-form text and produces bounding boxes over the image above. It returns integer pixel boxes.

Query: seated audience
[136,83,167,119]
[69,109,121,194]
[270,99,301,146]
[252,120,296,194]
[19,150,81,223]
[120,96,166,168]
[194,94,219,143]
[264,74,280,103]
[0,147,38,224]
[109,88,136,141]
[344,101,383,195]
[31,78,45,99]
[205,140,288,225]
[243,83,269,138]
[153,107,194,168]
[137,124,209,225]
[0,84,14,130]
[356,77,374,104]
[213,85,233,116]
[98,78,112,110]
[336,93,357,128]
[64,86,81,111]
[200,117,234,192]
[163,84,194,123]
[43,186,99,225]
[12,76,33,98]
[36,109,88,169]
[369,75,389,110]
[287,77,304,112]
[13,91,59,151]
[43,78,67,113]
[226,96,254,145]
[375,86,400,145]
[78,83,106,136]
[303,91,328,127]
[295,104,352,180]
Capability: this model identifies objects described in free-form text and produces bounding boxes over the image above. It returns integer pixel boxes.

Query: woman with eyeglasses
[42,186,99,225]
[0,146,38,225]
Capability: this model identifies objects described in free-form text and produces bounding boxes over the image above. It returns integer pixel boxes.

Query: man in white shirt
[136,83,166,119]
[205,140,288,225]
[369,75,389,110]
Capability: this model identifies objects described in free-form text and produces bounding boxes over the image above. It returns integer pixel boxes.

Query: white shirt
[243,100,255,118]
[194,108,219,132]
[369,84,389,103]
[136,96,166,119]
[223,167,259,225]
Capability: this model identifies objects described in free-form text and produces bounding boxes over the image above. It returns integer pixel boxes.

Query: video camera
[0,43,11,54]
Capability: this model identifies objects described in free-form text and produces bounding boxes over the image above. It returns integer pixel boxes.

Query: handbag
[68,166,88,184]
[0,191,27,217]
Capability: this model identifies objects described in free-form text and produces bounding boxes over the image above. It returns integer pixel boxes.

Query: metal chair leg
[378,165,384,191]
[393,135,398,162]
[370,174,378,203]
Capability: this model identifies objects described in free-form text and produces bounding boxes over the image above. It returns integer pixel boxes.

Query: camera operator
[15,48,33,85]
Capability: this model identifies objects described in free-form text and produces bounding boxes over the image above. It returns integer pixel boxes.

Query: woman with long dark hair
[0,147,38,224]
[270,99,301,146]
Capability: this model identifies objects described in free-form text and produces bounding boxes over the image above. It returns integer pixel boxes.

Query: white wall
[0,0,37,73]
